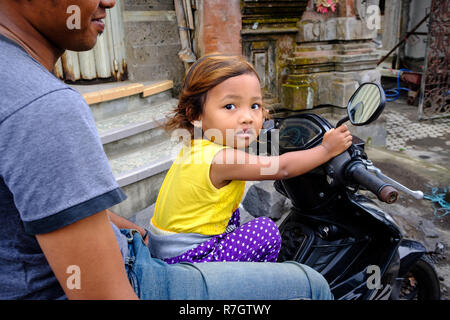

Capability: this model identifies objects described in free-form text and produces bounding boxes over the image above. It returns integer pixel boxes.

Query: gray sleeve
[0,88,126,234]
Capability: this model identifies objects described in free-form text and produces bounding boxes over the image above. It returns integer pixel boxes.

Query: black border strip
[23,188,127,235]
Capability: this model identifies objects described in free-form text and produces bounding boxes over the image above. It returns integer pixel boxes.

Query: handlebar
[346,162,399,204]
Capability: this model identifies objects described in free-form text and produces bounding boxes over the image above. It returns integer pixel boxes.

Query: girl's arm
[106,210,149,246]
[210,124,352,188]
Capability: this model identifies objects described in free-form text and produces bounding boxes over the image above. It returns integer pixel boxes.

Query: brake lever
[364,161,424,200]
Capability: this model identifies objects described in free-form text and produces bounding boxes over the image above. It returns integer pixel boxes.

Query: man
[0,0,140,299]
[0,0,333,300]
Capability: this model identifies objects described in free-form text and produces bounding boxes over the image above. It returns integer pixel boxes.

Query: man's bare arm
[36,211,139,300]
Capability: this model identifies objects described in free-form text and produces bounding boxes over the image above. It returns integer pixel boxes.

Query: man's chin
[64,34,99,52]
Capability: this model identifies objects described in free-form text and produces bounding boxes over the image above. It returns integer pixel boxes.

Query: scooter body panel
[278,192,404,300]
[397,239,426,276]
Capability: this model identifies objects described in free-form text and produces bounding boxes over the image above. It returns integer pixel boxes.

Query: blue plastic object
[384,69,411,102]
[424,186,450,218]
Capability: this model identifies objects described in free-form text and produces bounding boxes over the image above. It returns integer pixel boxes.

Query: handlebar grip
[379,185,399,204]
[347,162,399,204]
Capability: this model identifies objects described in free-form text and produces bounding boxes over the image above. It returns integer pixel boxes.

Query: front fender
[397,239,426,276]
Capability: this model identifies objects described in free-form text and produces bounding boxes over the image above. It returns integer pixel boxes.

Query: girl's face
[198,73,264,148]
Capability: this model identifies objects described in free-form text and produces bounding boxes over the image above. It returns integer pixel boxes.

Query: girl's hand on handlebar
[321,124,353,158]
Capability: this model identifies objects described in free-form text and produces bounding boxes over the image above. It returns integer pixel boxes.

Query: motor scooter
[263,82,441,300]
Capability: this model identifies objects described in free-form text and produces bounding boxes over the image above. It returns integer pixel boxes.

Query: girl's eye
[251,103,260,110]
[224,104,236,110]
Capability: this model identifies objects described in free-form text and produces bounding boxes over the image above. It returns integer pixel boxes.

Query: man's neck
[0,3,63,72]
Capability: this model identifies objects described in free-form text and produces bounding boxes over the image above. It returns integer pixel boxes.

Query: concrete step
[70,80,180,218]
[98,98,178,158]
[73,80,174,122]
[110,138,180,186]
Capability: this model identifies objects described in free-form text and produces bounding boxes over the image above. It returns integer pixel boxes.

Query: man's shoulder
[0,35,77,123]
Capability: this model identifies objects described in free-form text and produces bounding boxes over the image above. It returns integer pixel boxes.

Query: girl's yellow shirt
[152,139,245,235]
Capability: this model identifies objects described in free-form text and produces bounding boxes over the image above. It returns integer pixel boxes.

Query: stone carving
[281,1,381,110]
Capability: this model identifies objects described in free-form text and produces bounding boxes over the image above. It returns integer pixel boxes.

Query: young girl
[149,53,352,264]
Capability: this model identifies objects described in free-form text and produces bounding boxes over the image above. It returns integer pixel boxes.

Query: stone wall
[240,0,309,110]
[123,0,185,94]
[281,0,381,110]
[191,0,381,112]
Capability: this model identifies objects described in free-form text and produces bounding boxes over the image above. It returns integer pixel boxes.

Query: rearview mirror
[336,82,386,128]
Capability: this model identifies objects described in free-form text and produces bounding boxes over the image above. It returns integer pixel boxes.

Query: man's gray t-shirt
[0,34,128,299]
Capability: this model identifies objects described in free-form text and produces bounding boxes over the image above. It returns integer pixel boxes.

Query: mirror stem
[335,115,349,128]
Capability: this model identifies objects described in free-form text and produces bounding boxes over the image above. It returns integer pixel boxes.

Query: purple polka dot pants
[164,209,281,264]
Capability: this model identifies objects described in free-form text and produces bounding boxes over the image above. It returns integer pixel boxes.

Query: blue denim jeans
[121,229,333,300]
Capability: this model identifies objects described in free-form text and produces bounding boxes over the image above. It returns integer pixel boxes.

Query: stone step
[73,80,174,122]
[69,80,179,218]
[110,138,180,186]
[98,98,178,158]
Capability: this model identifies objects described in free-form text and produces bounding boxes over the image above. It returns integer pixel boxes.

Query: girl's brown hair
[165,53,265,137]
